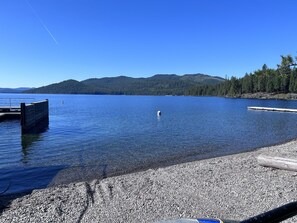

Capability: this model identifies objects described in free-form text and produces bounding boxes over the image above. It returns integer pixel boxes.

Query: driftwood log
[257,155,297,172]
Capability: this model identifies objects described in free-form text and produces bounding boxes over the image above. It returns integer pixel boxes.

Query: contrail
[24,0,58,45]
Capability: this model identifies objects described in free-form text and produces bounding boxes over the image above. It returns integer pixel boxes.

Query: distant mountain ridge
[25,73,224,95]
[0,87,32,93]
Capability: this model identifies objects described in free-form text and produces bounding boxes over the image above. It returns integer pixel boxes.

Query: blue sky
[0,0,297,88]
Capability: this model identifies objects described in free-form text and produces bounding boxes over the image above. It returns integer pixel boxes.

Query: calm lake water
[1,94,297,194]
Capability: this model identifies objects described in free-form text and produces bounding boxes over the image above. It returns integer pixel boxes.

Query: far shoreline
[20,92,297,101]
[228,92,297,100]
[3,91,297,101]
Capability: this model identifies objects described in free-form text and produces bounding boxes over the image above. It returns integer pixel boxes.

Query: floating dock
[248,106,297,113]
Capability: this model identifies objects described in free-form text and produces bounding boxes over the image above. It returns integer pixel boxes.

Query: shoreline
[231,92,297,100]
[48,135,297,188]
[1,140,297,222]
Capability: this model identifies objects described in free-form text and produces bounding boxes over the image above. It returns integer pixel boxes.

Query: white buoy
[157,110,161,116]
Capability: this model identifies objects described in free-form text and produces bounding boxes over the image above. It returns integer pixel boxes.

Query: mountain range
[0,87,32,93]
[25,74,224,95]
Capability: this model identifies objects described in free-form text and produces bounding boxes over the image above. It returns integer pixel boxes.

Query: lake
[1,94,297,194]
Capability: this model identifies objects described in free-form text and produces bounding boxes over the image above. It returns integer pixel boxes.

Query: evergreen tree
[186,54,297,97]
[242,74,252,93]
[278,55,293,75]
[289,72,295,92]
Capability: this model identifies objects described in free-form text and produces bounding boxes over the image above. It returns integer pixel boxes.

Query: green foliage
[25,74,224,95]
[187,54,297,96]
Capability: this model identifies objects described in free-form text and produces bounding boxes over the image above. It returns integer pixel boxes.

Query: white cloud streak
[25,0,58,45]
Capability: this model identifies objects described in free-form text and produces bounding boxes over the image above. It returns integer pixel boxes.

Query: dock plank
[0,112,21,121]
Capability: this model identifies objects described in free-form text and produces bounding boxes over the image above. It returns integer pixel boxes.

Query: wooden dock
[0,112,21,121]
[248,106,297,113]
[0,99,49,133]
[0,105,21,121]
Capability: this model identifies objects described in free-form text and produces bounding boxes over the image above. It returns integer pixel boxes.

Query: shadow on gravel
[0,191,32,215]
[0,165,66,216]
[48,164,109,187]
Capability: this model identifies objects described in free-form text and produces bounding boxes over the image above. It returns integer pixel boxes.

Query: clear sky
[0,0,297,88]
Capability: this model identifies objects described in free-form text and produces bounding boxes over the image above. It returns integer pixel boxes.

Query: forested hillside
[25,74,224,95]
[187,55,297,97]
[24,55,297,98]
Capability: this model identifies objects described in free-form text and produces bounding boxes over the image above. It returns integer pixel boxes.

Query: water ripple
[2,94,297,194]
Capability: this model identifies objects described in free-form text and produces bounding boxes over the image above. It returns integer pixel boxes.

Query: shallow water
[1,94,297,194]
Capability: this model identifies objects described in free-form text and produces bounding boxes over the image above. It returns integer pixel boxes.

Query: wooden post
[257,155,297,172]
[20,102,26,132]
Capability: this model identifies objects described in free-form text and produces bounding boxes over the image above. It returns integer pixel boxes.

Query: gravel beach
[1,140,297,223]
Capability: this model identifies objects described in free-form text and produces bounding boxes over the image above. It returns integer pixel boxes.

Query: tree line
[187,55,297,97]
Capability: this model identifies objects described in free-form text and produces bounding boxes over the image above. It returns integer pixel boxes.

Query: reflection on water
[21,134,41,163]
[21,120,49,163]
[21,134,40,150]
[0,118,52,194]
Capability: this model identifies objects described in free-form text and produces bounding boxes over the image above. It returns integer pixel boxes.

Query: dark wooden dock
[0,112,21,121]
[0,105,21,121]
[0,99,49,133]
